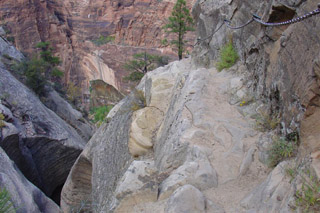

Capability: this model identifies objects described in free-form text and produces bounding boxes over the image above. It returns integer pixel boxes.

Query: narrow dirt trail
[186,67,270,212]
[121,62,271,213]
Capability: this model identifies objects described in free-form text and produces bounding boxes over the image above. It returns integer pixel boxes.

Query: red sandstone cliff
[0,0,195,94]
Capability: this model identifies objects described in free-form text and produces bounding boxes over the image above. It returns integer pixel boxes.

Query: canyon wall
[0,0,195,94]
[193,0,320,169]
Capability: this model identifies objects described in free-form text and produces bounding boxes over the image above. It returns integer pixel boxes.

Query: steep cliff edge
[0,37,93,206]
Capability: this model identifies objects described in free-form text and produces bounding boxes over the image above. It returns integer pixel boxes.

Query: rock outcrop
[89,79,124,109]
[42,89,93,141]
[0,147,60,212]
[61,58,272,212]
[0,37,90,204]
[193,0,320,179]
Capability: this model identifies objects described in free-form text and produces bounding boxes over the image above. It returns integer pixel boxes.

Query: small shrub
[24,57,47,95]
[295,170,320,212]
[90,105,113,124]
[2,54,13,60]
[51,68,64,79]
[11,42,63,96]
[0,113,5,128]
[123,71,144,82]
[66,82,81,105]
[36,42,60,66]
[123,53,169,82]
[254,110,280,132]
[267,137,298,168]
[216,40,239,71]
[91,35,115,46]
[0,187,15,213]
[131,89,146,111]
[6,36,15,44]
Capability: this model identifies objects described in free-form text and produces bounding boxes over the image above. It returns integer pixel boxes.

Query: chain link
[253,5,320,27]
[224,19,254,29]
[195,4,320,45]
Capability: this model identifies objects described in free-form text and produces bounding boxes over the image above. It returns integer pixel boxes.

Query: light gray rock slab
[241,162,294,212]
[159,146,218,200]
[43,89,93,141]
[165,185,206,213]
[0,37,24,61]
[239,147,256,176]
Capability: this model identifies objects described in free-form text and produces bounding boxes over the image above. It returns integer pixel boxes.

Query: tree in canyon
[163,0,194,60]
[13,42,63,95]
[123,52,169,81]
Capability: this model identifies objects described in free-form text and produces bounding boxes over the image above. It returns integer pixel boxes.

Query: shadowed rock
[0,147,60,212]
[0,38,87,204]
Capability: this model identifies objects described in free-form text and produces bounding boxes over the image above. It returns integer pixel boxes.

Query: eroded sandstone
[0,38,89,205]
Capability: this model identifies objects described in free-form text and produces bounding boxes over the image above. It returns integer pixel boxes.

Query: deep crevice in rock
[265,5,296,40]
[0,135,82,206]
[52,184,64,205]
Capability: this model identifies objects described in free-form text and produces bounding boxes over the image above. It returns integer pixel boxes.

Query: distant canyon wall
[0,0,196,94]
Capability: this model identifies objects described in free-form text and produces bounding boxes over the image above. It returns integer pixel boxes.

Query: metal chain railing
[252,4,320,26]
[194,22,225,45]
[224,18,254,29]
[195,4,320,45]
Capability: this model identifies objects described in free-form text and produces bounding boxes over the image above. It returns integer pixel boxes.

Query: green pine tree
[163,0,194,60]
[123,52,169,82]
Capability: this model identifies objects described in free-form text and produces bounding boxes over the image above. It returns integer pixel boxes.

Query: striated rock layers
[0,37,92,205]
[193,0,320,175]
[0,0,196,93]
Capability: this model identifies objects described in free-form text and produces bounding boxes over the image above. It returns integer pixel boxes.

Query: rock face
[0,38,90,204]
[0,147,60,213]
[43,89,94,141]
[61,58,272,212]
[61,1,320,212]
[241,161,294,212]
[61,92,134,212]
[0,0,196,94]
[89,79,124,109]
[192,0,320,174]
[166,184,206,213]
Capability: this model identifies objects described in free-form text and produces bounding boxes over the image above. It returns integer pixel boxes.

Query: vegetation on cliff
[0,187,15,213]
[0,113,5,128]
[91,35,115,46]
[90,105,113,126]
[163,0,194,60]
[11,42,63,95]
[216,39,239,71]
[123,52,169,81]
